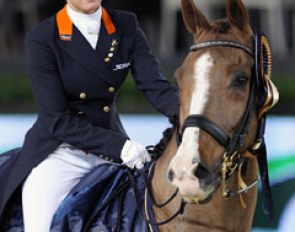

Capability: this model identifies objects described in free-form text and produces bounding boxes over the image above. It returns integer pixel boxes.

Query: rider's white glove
[120,140,151,169]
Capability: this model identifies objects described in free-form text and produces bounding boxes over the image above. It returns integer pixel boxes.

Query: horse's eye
[232,74,249,89]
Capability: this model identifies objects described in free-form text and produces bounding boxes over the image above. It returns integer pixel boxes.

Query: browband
[190,40,254,57]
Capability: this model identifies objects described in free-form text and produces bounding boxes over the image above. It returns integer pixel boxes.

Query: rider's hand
[120,140,151,169]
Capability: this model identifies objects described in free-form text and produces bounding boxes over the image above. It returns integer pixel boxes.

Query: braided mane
[147,115,178,159]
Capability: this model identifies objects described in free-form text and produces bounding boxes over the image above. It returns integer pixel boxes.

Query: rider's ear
[181,0,210,37]
[226,0,249,32]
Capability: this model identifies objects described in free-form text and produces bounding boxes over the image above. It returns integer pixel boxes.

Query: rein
[82,121,184,231]
[128,168,186,227]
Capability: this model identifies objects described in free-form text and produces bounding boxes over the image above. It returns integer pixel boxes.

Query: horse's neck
[151,133,258,232]
[151,133,182,226]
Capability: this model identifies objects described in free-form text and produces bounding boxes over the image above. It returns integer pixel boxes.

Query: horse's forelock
[211,19,231,34]
[195,19,252,45]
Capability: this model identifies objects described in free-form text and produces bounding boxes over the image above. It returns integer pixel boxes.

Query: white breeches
[22,144,108,232]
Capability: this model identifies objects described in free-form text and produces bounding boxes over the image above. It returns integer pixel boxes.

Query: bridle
[180,40,259,201]
[180,35,278,212]
[142,40,264,230]
[142,38,277,229]
[176,36,278,221]
[140,38,277,230]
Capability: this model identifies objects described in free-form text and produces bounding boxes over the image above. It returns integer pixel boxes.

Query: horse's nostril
[194,163,210,181]
[168,169,175,182]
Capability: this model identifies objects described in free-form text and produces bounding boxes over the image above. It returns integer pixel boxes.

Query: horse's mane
[147,115,178,159]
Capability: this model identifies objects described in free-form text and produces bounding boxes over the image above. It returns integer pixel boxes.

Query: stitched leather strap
[182,115,229,146]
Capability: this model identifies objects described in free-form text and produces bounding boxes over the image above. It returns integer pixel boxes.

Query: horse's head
[168,0,278,204]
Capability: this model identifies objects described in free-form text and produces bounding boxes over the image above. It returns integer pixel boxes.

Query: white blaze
[171,53,214,175]
[189,52,213,115]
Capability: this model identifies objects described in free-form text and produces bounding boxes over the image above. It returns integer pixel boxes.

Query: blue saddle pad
[50,163,151,232]
[1,159,159,232]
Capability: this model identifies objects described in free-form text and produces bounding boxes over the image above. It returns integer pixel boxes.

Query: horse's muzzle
[168,162,218,204]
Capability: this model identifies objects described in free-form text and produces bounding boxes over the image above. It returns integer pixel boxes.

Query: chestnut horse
[148,0,278,231]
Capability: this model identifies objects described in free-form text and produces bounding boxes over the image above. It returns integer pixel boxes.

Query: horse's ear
[226,0,250,32]
[181,0,210,36]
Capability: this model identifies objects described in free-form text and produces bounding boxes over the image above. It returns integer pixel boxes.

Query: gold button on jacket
[108,86,115,93]
[103,106,110,113]
[79,92,87,100]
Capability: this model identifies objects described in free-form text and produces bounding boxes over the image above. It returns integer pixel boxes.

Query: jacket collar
[55,5,121,84]
[56,4,116,41]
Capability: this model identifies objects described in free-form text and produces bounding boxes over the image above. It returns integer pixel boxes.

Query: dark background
[0,0,294,114]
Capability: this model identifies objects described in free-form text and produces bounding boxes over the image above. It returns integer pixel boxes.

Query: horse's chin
[182,186,215,205]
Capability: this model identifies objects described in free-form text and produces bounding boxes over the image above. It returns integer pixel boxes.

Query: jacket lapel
[55,5,120,84]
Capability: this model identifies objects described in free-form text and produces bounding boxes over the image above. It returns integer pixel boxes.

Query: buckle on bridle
[221,151,240,198]
[221,150,259,209]
[223,151,240,178]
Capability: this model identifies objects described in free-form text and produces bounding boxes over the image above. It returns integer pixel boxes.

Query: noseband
[178,40,259,200]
